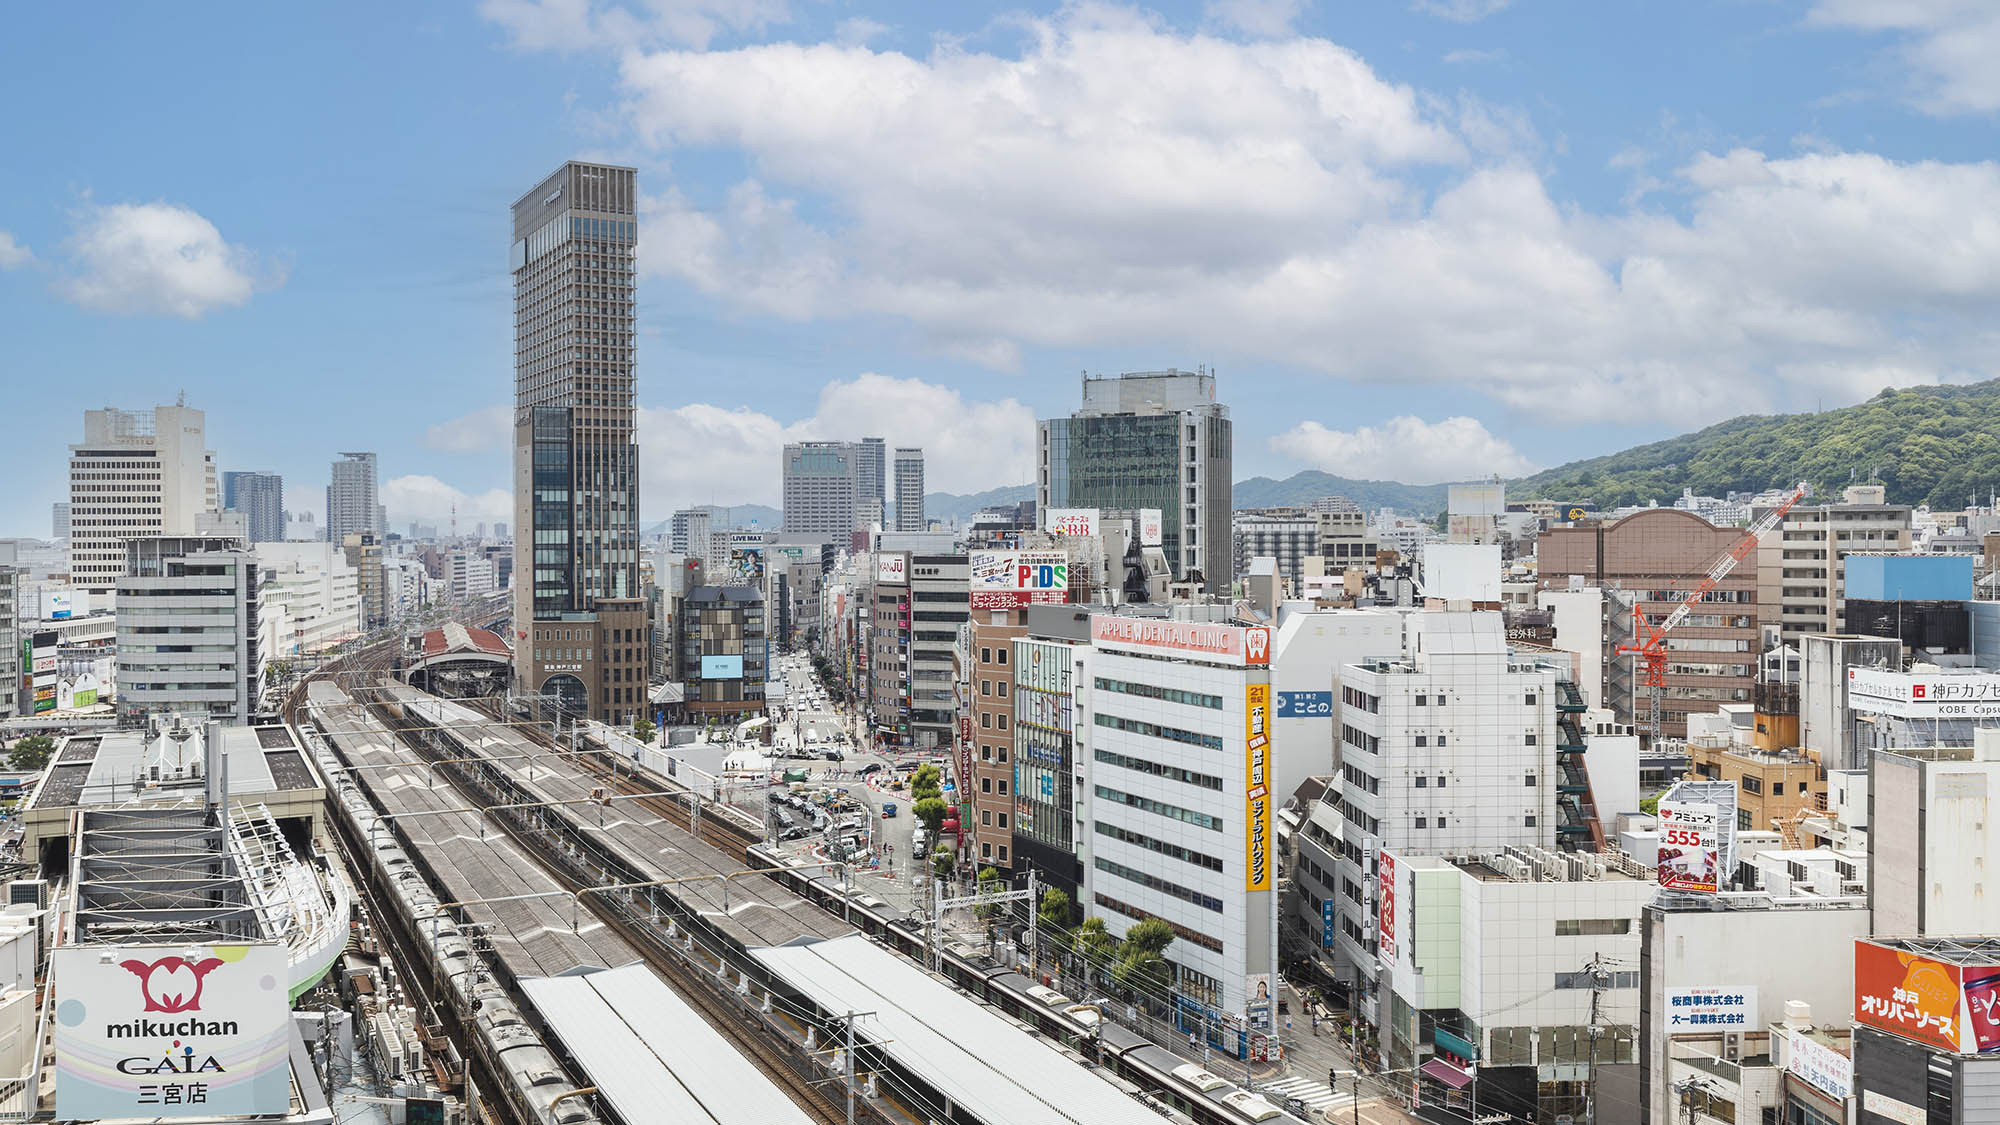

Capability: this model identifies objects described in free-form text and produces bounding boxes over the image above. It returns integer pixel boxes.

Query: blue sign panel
[701,654,744,679]
[1322,899,1336,947]
[1275,691,1335,718]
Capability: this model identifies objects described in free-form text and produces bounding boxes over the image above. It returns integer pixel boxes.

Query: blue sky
[2,0,1996,535]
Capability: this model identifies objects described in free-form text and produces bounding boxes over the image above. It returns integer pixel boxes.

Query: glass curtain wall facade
[511,161,643,721]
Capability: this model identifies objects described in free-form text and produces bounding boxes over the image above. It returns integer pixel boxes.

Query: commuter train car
[302,693,606,1125]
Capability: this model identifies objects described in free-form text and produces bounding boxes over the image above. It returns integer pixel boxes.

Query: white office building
[1080,615,1278,1023]
[256,542,362,658]
[115,535,259,724]
[448,550,497,601]
[1331,613,1562,995]
[68,404,220,596]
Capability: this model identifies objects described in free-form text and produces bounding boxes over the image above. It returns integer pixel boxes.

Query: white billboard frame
[53,942,292,1120]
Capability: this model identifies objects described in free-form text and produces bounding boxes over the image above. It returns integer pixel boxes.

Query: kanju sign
[1089,616,1271,666]
[1657,801,1719,893]
[875,553,907,586]
[53,943,291,1120]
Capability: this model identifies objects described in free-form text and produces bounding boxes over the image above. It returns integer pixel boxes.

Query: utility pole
[1585,952,1609,1125]
[844,1008,856,1125]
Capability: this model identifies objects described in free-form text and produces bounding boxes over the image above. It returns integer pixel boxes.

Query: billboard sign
[1854,940,2000,1053]
[1657,801,1720,893]
[1139,508,1163,547]
[968,550,1070,610]
[1244,683,1272,893]
[725,542,766,587]
[1847,668,2000,719]
[53,943,291,1120]
[1246,973,1273,1028]
[1377,850,1399,970]
[50,591,72,620]
[1042,508,1099,537]
[1665,987,1758,1032]
[1785,1030,1852,1101]
[1090,616,1271,666]
[700,654,745,680]
[875,553,907,586]
[1274,691,1334,718]
[1016,687,1070,732]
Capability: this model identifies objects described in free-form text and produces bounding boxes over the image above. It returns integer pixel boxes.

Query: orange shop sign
[1854,941,1965,1052]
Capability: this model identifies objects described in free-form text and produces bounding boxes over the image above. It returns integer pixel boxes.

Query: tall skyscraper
[68,403,220,596]
[223,470,285,543]
[50,502,69,540]
[781,441,862,538]
[326,452,382,546]
[857,437,887,513]
[510,160,648,723]
[1038,369,1233,593]
[893,447,926,531]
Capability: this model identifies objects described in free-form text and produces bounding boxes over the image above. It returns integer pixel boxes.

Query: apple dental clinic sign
[53,943,291,1119]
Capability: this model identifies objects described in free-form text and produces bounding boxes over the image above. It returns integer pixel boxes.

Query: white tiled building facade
[1332,614,1561,997]
[1080,616,1277,1020]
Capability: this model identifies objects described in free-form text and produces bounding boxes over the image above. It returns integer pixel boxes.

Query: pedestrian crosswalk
[1257,1075,1356,1115]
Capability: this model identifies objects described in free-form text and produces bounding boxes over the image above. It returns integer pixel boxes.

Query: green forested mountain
[1511,381,2000,510]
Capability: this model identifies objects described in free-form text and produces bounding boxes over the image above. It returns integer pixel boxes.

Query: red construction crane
[1617,482,1809,743]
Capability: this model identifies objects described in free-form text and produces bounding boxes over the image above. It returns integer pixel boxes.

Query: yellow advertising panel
[1245,683,1271,892]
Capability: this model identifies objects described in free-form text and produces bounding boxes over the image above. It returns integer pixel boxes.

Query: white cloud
[1203,0,1308,38]
[61,201,274,318]
[1441,47,1504,64]
[0,231,31,269]
[480,6,2000,426]
[382,475,512,527]
[1410,0,1512,22]
[1270,416,1535,482]
[641,373,1036,511]
[481,0,789,50]
[422,375,1033,516]
[423,404,514,453]
[1810,0,2000,114]
[835,17,891,46]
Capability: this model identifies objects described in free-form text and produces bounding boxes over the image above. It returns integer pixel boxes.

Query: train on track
[302,719,606,1125]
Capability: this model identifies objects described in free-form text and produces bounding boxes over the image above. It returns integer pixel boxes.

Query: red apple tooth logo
[121,956,225,1013]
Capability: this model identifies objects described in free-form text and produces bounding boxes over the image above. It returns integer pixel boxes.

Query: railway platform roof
[522,962,819,1125]
[753,935,1161,1125]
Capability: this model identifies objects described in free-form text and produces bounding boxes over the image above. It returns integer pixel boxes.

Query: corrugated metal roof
[523,963,815,1125]
[752,935,1159,1125]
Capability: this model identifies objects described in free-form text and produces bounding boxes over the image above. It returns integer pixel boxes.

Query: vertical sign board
[1244,683,1272,893]
[1377,849,1398,970]
[1656,801,1720,893]
[54,943,291,1120]
[1139,509,1163,547]
[1321,899,1336,948]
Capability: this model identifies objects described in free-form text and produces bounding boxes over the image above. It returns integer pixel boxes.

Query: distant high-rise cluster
[325,452,382,545]
[893,447,925,531]
[223,470,285,543]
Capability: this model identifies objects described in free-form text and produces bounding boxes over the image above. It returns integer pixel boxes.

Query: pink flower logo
[121,956,225,1013]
